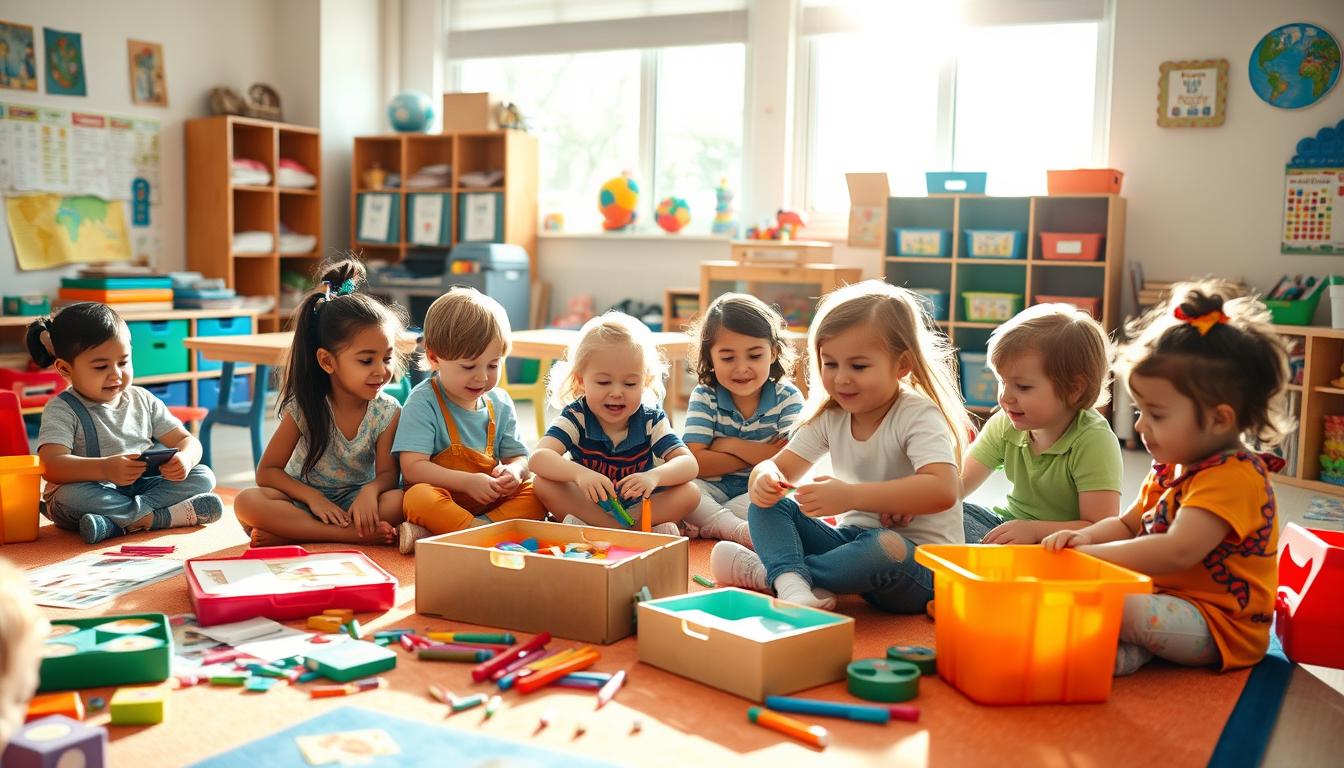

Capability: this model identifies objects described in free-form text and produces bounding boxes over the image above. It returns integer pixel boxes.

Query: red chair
[168,406,210,434]
[0,391,30,457]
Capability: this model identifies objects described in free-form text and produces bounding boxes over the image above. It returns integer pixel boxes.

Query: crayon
[484,695,503,719]
[763,695,890,724]
[596,669,626,708]
[561,671,613,683]
[553,676,604,690]
[426,631,515,645]
[450,692,488,713]
[747,706,828,749]
[344,619,363,640]
[693,575,717,588]
[419,647,494,662]
[491,648,550,681]
[641,497,652,532]
[472,632,551,682]
[311,677,383,698]
[428,684,452,704]
[515,648,600,694]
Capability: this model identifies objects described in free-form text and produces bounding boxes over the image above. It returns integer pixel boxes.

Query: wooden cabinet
[1274,325,1344,496]
[699,261,861,332]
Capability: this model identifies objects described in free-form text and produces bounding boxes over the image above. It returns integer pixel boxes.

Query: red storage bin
[0,366,67,408]
[1035,294,1101,318]
[185,546,398,626]
[1276,524,1344,669]
[1046,169,1124,195]
[1040,232,1104,262]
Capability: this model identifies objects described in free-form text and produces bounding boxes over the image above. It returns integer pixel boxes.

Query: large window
[455,43,744,233]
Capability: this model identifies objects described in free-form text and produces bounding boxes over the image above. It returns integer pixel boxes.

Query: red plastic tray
[185,546,397,626]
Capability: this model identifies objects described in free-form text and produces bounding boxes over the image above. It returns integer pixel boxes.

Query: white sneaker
[562,514,588,527]
[710,541,768,591]
[652,522,680,536]
[398,522,431,555]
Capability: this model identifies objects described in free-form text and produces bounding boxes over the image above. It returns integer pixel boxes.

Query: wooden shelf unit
[349,130,538,282]
[1272,324,1344,496]
[882,194,1126,405]
[186,115,322,333]
[700,261,862,333]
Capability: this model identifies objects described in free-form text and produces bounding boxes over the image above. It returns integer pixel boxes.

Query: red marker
[472,632,551,682]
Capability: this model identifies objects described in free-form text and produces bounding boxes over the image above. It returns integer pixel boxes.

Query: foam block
[303,641,396,682]
[24,692,83,723]
[109,685,167,725]
[2,715,106,768]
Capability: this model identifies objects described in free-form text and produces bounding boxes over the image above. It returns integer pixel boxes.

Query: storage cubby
[279,194,320,252]
[353,137,402,190]
[886,262,953,298]
[456,133,506,182]
[278,127,320,191]
[231,122,275,181]
[231,189,276,248]
[405,135,455,191]
[234,257,278,306]
[887,198,955,257]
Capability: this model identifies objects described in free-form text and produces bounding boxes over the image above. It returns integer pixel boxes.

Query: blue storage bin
[960,352,998,408]
[199,375,252,411]
[963,230,1026,259]
[892,228,951,257]
[912,287,948,322]
[195,316,255,371]
[142,380,190,408]
[926,172,987,195]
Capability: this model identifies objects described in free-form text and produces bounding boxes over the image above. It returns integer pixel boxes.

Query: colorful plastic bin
[912,288,948,322]
[1264,288,1325,326]
[1046,169,1124,195]
[915,545,1151,704]
[195,317,254,371]
[2,295,50,316]
[141,381,189,408]
[199,375,252,411]
[38,613,172,692]
[1275,524,1344,669]
[0,367,67,408]
[1035,295,1101,318]
[962,292,1023,322]
[892,228,951,257]
[959,352,997,407]
[127,320,190,377]
[1040,232,1104,262]
[963,230,1025,259]
[926,171,987,195]
[0,455,42,544]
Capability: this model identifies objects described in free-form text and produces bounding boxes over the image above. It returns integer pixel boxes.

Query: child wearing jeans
[530,312,700,532]
[682,294,804,546]
[961,303,1123,544]
[394,287,546,553]
[1045,281,1290,674]
[29,303,222,544]
[713,281,970,611]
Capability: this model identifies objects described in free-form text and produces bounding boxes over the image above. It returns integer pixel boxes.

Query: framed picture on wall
[127,39,168,107]
[1157,59,1228,127]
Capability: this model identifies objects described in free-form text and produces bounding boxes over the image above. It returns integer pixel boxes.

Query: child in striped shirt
[682,294,803,546]
[530,312,700,532]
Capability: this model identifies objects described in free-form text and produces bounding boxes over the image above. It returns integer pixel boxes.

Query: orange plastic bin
[0,455,42,544]
[915,544,1151,705]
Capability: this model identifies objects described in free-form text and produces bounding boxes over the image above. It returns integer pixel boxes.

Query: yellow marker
[526,647,579,672]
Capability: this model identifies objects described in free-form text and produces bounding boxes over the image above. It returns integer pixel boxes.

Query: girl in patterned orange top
[1044,280,1290,675]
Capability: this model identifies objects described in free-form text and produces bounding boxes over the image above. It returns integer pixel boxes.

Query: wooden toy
[38,613,171,693]
[846,659,920,703]
[306,615,343,632]
[108,685,167,725]
[2,715,106,768]
[322,608,355,623]
[24,692,83,723]
[303,641,396,682]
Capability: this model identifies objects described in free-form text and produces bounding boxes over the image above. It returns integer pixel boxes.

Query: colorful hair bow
[1173,306,1226,336]
[313,279,358,315]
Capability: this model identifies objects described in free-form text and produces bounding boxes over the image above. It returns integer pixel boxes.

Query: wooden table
[504,328,694,435]
[183,332,293,467]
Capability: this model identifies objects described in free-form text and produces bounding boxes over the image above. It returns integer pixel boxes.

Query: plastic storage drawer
[892,228,951,257]
[142,381,189,407]
[960,352,998,407]
[1040,232,1104,262]
[963,292,1023,322]
[127,320,189,376]
[963,230,1025,259]
[199,375,252,410]
[195,317,254,371]
[912,287,948,322]
[926,171,987,195]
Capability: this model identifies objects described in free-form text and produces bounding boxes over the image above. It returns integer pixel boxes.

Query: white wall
[0,0,282,293]
[1109,0,1344,317]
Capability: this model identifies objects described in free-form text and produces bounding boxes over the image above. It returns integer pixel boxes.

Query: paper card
[25,554,181,609]
[462,193,497,242]
[296,729,400,766]
[193,616,292,646]
[410,194,444,246]
[845,172,890,248]
[358,194,392,242]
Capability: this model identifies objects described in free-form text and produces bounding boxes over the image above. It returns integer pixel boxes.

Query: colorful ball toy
[599,173,640,231]
[655,196,691,233]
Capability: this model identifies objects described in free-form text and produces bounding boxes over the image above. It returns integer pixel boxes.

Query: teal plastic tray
[39,612,172,692]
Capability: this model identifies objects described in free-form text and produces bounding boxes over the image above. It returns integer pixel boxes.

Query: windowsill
[539,230,733,243]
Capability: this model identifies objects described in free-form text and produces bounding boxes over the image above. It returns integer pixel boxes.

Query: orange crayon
[747,706,828,749]
[515,648,600,694]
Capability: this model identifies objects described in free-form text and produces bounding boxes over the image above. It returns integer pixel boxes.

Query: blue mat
[188,705,623,767]
[1207,632,1294,768]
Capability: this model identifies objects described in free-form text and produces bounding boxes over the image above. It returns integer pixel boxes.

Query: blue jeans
[962,501,1005,543]
[748,496,934,614]
[44,465,216,530]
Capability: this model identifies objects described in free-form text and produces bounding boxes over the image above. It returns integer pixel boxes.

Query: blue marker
[763,695,891,724]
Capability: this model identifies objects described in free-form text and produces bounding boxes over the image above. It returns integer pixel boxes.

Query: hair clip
[336,278,356,296]
[1173,306,1226,336]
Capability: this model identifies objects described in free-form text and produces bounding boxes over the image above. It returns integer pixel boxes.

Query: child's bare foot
[250,528,293,548]
[369,521,396,544]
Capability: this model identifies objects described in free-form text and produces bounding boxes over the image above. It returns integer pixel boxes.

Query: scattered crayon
[888,704,920,723]
[472,632,551,682]
[427,632,515,645]
[419,647,494,663]
[763,695,890,724]
[596,669,627,709]
[310,677,382,698]
[450,693,488,713]
[692,575,717,588]
[484,695,503,719]
[747,706,828,749]
[428,684,452,704]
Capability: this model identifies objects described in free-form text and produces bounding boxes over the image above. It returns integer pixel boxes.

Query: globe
[388,90,434,132]
[1250,23,1341,109]
[655,196,691,233]
[599,173,639,231]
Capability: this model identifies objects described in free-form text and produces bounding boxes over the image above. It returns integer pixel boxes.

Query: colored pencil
[472,632,551,682]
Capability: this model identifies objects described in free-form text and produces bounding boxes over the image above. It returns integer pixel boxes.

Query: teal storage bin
[892,228,951,257]
[195,316,254,371]
[458,192,505,243]
[128,320,189,376]
[960,352,998,407]
[3,295,50,316]
[926,171,987,195]
[199,375,251,410]
[142,380,190,407]
[912,287,948,322]
[963,230,1026,259]
[408,193,453,246]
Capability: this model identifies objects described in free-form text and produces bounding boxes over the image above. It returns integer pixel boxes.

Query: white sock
[774,572,837,610]
[165,499,198,528]
[695,508,752,546]
[1113,643,1153,676]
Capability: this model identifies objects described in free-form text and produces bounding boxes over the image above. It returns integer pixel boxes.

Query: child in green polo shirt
[961,303,1123,544]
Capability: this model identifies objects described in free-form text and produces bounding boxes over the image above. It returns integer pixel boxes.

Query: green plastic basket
[1264,286,1324,326]
[39,613,172,692]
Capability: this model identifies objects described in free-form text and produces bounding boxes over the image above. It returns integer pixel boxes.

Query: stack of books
[58,266,174,313]
[170,272,243,310]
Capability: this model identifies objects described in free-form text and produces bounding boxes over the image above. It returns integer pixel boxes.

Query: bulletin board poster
[1282,167,1344,255]
[0,102,161,268]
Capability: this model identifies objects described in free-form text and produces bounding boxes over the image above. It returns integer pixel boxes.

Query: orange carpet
[4,490,1249,767]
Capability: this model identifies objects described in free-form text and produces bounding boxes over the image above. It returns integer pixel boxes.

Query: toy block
[108,685,167,725]
[322,608,355,623]
[307,615,344,632]
[24,692,83,723]
[2,715,106,768]
[303,641,396,682]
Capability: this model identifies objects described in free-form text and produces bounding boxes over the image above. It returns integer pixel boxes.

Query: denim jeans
[962,501,1006,543]
[44,465,216,530]
[748,496,934,614]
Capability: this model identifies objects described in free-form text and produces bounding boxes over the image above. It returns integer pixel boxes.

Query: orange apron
[402,379,546,533]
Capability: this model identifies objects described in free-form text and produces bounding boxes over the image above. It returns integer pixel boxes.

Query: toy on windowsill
[655,197,691,234]
[745,209,808,241]
[712,178,737,236]
[599,172,640,231]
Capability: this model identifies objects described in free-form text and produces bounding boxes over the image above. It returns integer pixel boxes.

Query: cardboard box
[416,520,688,645]
[636,588,854,702]
[442,92,499,133]
[845,172,890,248]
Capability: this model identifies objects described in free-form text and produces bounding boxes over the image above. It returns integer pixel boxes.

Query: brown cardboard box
[415,520,688,644]
[845,172,890,248]
[442,92,499,133]
[636,588,854,701]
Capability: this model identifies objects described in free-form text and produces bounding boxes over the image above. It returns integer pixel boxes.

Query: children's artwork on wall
[1281,168,1344,255]
[127,39,168,107]
[0,20,37,91]
[1157,59,1227,127]
[1249,23,1340,110]
[43,28,85,96]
